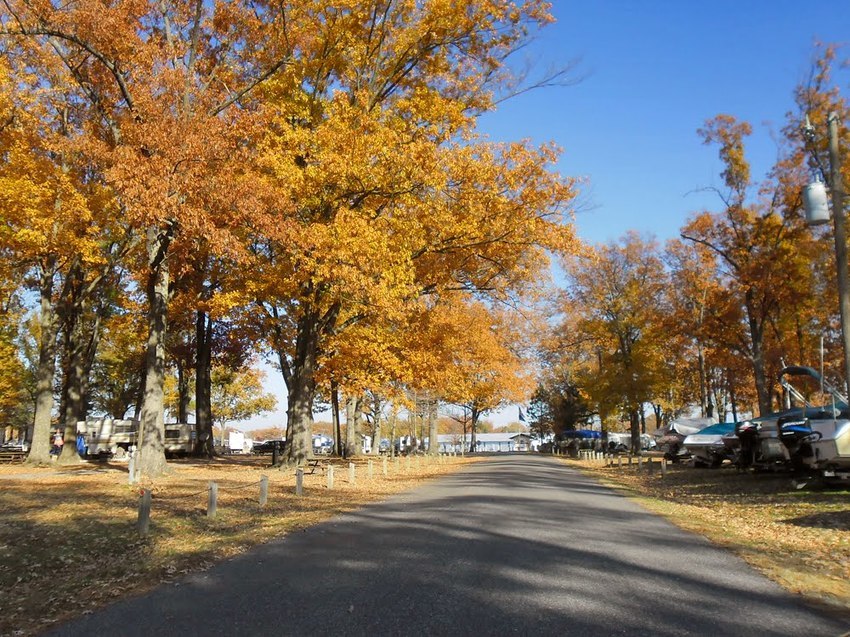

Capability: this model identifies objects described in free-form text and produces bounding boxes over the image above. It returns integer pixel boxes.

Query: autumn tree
[210,365,276,443]
[681,114,821,415]
[561,233,671,451]
[248,1,578,464]
[2,0,303,476]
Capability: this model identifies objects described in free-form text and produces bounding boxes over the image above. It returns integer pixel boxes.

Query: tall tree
[249,1,578,464]
[562,233,670,452]
[681,115,819,415]
[2,0,296,476]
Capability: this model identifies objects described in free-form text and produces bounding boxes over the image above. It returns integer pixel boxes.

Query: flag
[518,407,526,422]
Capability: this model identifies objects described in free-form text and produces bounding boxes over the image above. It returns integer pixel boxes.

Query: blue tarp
[559,430,602,439]
[695,422,736,436]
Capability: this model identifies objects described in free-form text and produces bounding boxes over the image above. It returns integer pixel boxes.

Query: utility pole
[828,112,850,397]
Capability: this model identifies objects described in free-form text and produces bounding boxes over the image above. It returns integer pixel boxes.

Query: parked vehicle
[604,431,655,453]
[682,422,737,468]
[312,434,334,455]
[81,418,195,458]
[734,366,850,482]
[252,439,287,454]
[655,418,712,461]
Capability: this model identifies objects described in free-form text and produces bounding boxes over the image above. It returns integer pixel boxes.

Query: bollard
[348,462,355,484]
[137,488,152,537]
[394,456,400,472]
[368,459,374,479]
[647,458,653,474]
[128,454,136,485]
[259,475,269,507]
[638,457,643,472]
[382,456,388,476]
[327,465,335,489]
[618,456,622,469]
[661,458,667,477]
[207,481,218,519]
[628,455,633,466]
[296,468,304,496]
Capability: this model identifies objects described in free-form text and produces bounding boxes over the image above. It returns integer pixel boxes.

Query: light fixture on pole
[802,112,850,396]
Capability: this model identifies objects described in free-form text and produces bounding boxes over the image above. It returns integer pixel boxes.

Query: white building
[436,433,536,453]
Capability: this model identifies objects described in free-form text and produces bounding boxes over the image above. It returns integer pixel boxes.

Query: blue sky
[244,1,850,432]
[479,0,850,246]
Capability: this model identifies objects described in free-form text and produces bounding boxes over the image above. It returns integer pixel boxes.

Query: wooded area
[2,1,850,473]
[532,46,850,451]
[0,0,578,476]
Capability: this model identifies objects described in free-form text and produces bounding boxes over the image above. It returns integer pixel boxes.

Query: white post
[207,481,218,518]
[327,465,335,489]
[348,462,355,484]
[259,475,269,507]
[137,489,151,536]
[382,456,388,476]
[295,468,304,496]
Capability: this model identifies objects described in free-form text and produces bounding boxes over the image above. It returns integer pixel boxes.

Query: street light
[802,112,850,396]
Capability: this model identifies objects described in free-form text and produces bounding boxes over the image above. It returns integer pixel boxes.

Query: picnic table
[0,449,27,463]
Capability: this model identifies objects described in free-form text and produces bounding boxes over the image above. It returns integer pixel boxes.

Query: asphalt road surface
[51,455,848,637]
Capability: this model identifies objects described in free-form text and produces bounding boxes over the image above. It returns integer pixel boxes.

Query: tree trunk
[284,315,319,465]
[58,318,86,466]
[345,396,359,458]
[194,310,214,456]
[372,416,381,455]
[697,344,708,417]
[639,407,646,434]
[427,399,438,455]
[629,409,641,455]
[470,406,480,453]
[745,293,771,415]
[331,380,341,456]
[176,361,190,423]
[137,227,171,479]
[27,264,58,465]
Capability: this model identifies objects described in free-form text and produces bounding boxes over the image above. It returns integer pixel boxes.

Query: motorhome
[80,418,195,457]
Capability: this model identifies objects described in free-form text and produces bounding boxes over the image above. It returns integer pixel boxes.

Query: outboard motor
[778,416,820,471]
[736,421,759,469]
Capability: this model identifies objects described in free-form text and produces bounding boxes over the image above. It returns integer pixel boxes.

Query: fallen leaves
[0,454,476,636]
[563,457,850,618]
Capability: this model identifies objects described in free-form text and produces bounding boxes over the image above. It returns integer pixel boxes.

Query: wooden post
[259,475,269,507]
[382,456,388,476]
[661,458,667,477]
[207,481,218,519]
[348,462,355,484]
[628,455,633,466]
[295,468,304,496]
[128,454,136,485]
[394,456,400,472]
[137,488,151,537]
[327,465,334,489]
[638,457,643,472]
[618,456,622,469]
[368,459,374,479]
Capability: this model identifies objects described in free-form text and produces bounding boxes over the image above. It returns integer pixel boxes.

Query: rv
[80,418,195,458]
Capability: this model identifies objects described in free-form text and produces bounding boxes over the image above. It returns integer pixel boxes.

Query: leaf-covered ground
[562,456,850,619]
[0,454,477,637]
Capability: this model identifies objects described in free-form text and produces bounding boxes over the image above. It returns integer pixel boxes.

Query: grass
[0,453,477,636]
[559,455,850,619]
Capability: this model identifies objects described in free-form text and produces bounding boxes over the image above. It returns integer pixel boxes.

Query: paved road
[51,455,848,636]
